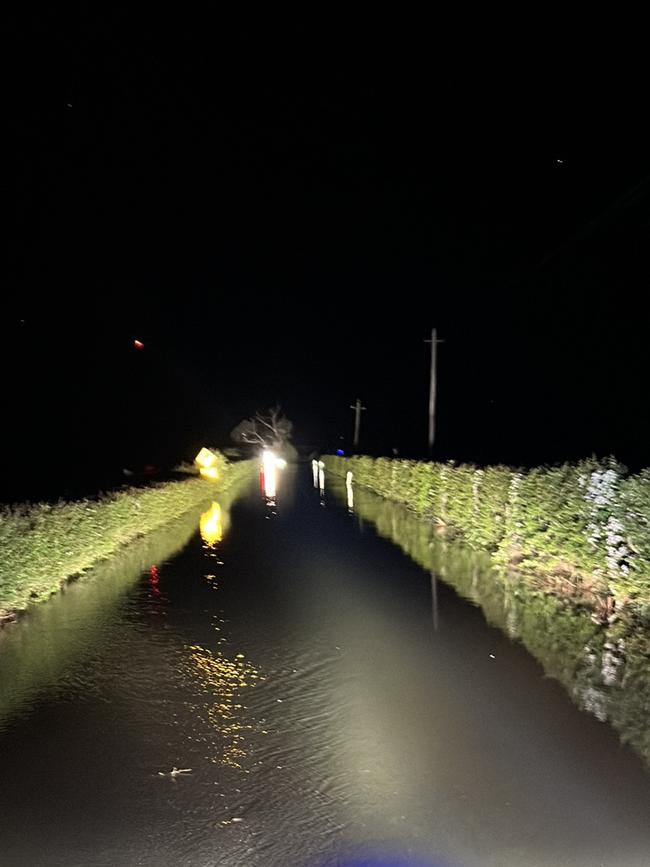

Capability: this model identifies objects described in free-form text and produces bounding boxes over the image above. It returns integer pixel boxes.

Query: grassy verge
[324,454,650,616]
[0,458,255,621]
[0,481,247,725]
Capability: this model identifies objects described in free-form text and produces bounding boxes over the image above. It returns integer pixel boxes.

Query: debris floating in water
[158,767,192,777]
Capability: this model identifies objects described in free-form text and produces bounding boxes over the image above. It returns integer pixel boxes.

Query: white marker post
[346,471,354,511]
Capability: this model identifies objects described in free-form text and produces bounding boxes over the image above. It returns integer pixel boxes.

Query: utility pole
[350,398,366,451]
[424,328,444,452]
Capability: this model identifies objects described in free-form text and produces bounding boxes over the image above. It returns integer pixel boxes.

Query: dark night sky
[4,12,650,498]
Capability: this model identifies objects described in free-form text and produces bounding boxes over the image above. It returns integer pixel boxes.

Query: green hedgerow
[0,457,256,616]
[323,454,650,608]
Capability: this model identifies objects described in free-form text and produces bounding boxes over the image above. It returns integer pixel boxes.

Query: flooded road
[1,468,650,867]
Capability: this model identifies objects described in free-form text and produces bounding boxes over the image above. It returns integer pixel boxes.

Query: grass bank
[324,455,650,617]
[0,482,247,726]
[0,456,255,622]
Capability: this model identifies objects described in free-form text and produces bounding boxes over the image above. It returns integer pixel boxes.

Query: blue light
[336,449,345,456]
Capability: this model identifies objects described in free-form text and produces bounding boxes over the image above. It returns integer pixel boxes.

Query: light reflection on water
[199,501,223,547]
[189,498,265,772]
[0,503,205,730]
[330,473,650,770]
[183,644,263,771]
[0,469,650,867]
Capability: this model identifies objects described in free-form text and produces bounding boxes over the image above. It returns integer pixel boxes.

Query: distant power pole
[350,398,366,451]
[424,328,444,452]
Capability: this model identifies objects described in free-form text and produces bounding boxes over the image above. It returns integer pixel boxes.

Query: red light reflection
[149,564,161,598]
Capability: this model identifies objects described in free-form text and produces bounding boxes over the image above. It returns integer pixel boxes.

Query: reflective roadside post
[346,470,354,512]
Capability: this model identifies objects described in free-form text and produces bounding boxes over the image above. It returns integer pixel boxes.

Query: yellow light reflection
[200,502,223,547]
[186,643,263,769]
[199,466,219,480]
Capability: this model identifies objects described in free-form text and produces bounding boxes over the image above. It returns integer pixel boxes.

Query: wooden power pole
[424,328,444,452]
[350,398,366,451]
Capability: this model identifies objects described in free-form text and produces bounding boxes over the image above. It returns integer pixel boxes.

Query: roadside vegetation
[325,455,650,619]
[0,455,255,621]
[0,481,247,726]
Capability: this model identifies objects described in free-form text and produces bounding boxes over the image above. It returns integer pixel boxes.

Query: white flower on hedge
[585,470,618,508]
[585,468,629,577]
[605,515,630,576]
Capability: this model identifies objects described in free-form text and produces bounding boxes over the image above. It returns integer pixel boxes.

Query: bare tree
[230,406,293,450]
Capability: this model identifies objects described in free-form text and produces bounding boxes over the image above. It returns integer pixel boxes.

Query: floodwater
[1,468,650,867]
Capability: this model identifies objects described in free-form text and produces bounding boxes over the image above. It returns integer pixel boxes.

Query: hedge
[324,455,650,611]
